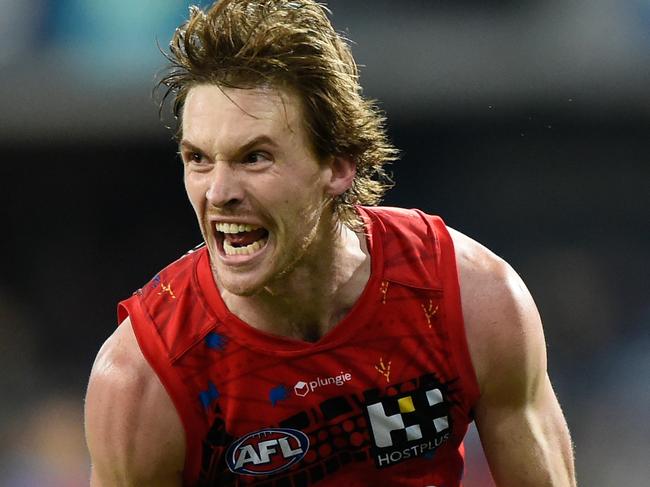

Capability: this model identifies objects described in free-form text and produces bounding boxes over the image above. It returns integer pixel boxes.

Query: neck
[221,222,371,342]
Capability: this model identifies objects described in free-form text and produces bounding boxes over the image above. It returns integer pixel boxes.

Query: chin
[213,265,270,297]
[220,280,262,297]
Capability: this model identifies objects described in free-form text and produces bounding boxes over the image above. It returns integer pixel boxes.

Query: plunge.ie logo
[293,372,353,397]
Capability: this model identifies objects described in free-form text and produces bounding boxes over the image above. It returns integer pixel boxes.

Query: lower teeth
[223,238,267,256]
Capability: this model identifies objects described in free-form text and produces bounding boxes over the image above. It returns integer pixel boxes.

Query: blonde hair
[159,0,398,227]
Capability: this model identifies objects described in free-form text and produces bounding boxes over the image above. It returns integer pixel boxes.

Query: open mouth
[215,222,269,256]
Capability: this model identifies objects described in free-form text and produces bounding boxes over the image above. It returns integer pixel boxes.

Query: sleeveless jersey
[118,207,480,486]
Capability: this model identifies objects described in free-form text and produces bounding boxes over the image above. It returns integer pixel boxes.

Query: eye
[182,150,207,165]
[242,151,271,164]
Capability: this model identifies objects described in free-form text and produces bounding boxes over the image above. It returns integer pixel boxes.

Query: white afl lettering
[226,428,310,476]
[278,436,303,457]
[257,439,279,463]
[234,444,262,469]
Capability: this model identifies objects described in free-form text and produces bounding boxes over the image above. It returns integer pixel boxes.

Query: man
[85,1,577,486]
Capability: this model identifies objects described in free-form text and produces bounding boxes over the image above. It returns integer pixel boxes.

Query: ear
[324,155,356,196]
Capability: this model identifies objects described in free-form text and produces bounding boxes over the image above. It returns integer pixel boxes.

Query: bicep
[475,375,575,487]
[84,321,184,487]
[470,266,575,486]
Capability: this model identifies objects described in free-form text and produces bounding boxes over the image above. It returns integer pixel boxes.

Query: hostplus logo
[293,371,352,397]
[364,386,451,468]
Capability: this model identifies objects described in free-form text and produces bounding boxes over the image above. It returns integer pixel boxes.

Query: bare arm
[84,317,185,487]
[452,229,576,487]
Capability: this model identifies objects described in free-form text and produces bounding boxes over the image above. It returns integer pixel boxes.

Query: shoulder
[448,228,547,404]
[85,317,185,485]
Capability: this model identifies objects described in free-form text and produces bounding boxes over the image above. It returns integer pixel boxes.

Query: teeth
[223,237,267,256]
[215,222,260,234]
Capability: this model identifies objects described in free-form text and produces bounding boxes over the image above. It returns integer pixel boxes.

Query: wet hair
[159,0,398,228]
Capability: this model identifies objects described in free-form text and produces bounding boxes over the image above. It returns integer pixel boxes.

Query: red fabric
[118,207,480,486]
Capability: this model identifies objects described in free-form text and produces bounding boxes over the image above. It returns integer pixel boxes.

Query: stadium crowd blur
[1,1,648,485]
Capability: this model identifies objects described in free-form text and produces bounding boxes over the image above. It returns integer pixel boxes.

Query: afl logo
[226,428,310,476]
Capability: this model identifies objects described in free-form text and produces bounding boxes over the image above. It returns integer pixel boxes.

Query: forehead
[182,84,306,144]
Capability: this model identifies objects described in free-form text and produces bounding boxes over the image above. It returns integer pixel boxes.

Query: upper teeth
[215,223,261,234]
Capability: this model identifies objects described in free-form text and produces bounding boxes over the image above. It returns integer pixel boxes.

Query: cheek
[184,179,208,221]
[184,172,203,202]
[289,170,328,203]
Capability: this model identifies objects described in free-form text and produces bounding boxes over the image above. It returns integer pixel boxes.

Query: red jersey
[118,207,480,486]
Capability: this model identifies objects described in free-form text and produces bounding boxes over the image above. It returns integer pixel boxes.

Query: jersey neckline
[195,207,384,355]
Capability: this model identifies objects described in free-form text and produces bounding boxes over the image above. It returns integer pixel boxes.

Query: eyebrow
[179,135,280,157]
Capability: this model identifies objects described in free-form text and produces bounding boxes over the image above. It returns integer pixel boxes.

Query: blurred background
[1,0,648,485]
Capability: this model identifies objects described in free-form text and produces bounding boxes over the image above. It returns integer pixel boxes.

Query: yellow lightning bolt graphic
[375,357,392,382]
[158,282,176,299]
[422,299,438,328]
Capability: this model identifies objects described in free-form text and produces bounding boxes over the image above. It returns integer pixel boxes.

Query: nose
[205,161,245,209]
